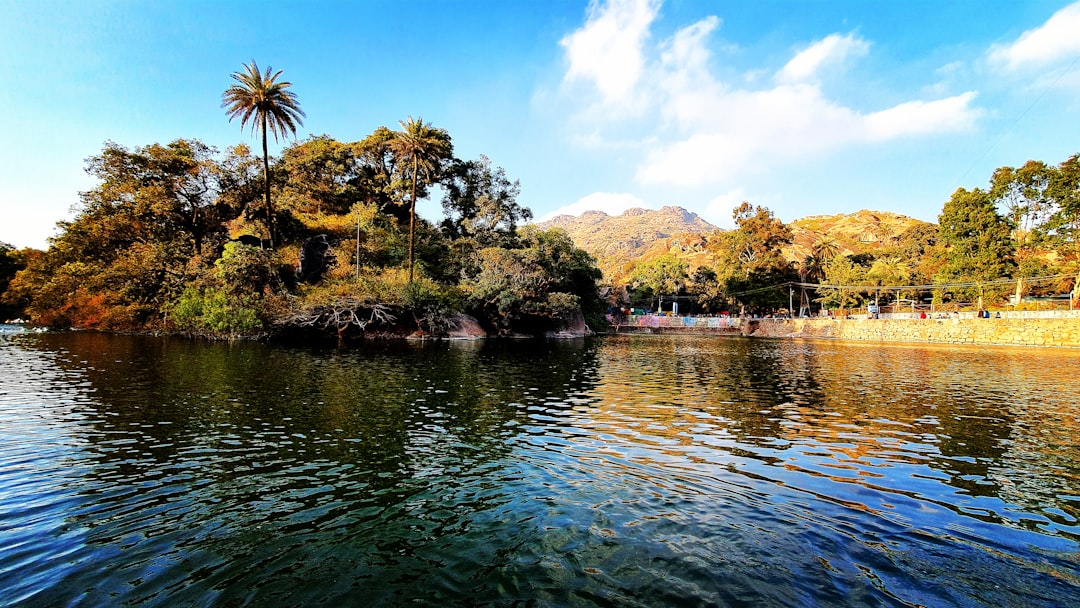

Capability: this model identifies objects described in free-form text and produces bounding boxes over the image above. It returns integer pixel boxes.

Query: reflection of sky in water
[0,332,1077,606]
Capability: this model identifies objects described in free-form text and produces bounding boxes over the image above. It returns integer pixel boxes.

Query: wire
[726,273,1076,298]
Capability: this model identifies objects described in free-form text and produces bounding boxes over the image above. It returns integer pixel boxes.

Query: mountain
[785,210,931,261]
[537,207,932,281]
[537,206,718,281]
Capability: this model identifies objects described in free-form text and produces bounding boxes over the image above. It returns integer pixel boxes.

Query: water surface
[1,331,1078,606]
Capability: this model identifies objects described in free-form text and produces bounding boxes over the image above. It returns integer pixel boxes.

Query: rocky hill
[537,206,718,281]
[540,206,718,259]
[786,210,930,261]
[538,207,931,281]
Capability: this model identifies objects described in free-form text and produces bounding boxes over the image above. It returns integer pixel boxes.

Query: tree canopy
[5,125,600,339]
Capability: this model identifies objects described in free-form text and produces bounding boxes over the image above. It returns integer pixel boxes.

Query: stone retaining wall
[744,315,1080,348]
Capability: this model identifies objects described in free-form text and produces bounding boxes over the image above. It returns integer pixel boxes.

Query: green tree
[708,202,797,311]
[936,187,1015,306]
[464,226,601,333]
[1044,154,1080,305]
[354,127,399,215]
[7,139,259,328]
[389,116,453,283]
[690,266,726,312]
[441,156,530,248]
[991,160,1053,300]
[817,256,866,311]
[439,155,530,282]
[222,60,305,247]
[0,244,33,320]
[628,254,688,311]
[278,135,363,216]
[867,256,911,305]
[811,236,841,264]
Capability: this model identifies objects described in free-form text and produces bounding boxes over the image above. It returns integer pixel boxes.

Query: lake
[1,329,1078,607]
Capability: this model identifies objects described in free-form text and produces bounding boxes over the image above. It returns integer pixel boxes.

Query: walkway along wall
[609,311,1080,348]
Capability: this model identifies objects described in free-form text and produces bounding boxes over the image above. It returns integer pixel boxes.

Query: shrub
[172,286,263,337]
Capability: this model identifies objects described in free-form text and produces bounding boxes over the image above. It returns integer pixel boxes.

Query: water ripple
[1,333,1078,606]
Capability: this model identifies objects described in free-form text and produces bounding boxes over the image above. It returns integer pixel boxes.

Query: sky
[4,0,1080,249]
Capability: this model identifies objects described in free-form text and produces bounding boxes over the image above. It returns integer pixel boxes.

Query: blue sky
[3,0,1080,249]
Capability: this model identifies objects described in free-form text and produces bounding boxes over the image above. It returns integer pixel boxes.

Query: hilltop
[537,206,932,281]
[537,206,719,282]
[540,206,718,259]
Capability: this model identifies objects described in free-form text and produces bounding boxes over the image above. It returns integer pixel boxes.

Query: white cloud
[637,83,979,187]
[863,92,981,140]
[701,190,746,229]
[775,33,870,84]
[556,0,984,196]
[560,0,661,106]
[990,2,1080,70]
[537,192,649,221]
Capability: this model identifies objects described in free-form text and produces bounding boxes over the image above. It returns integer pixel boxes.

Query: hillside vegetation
[540,164,1080,316]
[539,207,930,284]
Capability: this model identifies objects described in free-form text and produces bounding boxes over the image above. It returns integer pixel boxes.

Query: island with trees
[0,61,604,341]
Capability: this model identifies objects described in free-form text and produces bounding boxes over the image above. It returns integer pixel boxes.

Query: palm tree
[812,236,841,264]
[221,60,305,247]
[389,116,452,282]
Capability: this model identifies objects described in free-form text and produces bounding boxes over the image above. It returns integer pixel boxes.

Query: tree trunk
[408,157,417,283]
[261,115,274,249]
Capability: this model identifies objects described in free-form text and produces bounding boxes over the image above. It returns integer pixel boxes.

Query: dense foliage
[613,156,1080,316]
[4,128,602,338]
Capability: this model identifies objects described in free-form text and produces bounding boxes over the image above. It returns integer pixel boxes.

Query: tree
[867,256,911,305]
[729,202,793,277]
[1045,154,1080,305]
[817,255,866,311]
[354,127,398,214]
[278,135,363,216]
[222,60,305,248]
[690,266,726,312]
[628,254,688,311]
[441,155,530,249]
[439,156,530,282]
[6,139,269,329]
[389,116,453,282]
[811,236,841,264]
[463,226,601,333]
[0,244,33,320]
[707,202,797,312]
[991,160,1053,300]
[936,187,1015,306]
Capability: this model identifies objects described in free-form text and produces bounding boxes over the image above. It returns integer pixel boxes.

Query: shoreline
[605,311,1080,349]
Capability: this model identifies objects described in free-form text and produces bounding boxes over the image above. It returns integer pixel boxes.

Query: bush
[214,242,278,295]
[404,280,460,334]
[172,287,263,337]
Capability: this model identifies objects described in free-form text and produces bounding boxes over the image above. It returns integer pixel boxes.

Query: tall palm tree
[221,60,305,248]
[389,116,452,282]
